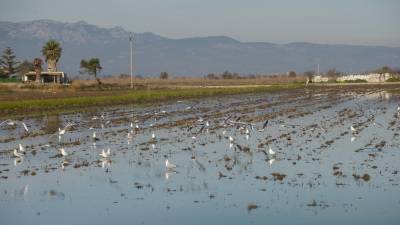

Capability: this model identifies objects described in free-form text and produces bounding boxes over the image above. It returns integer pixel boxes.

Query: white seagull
[268,147,276,155]
[58,123,75,135]
[13,149,24,158]
[350,126,357,132]
[59,127,66,135]
[60,148,68,157]
[100,149,111,158]
[229,136,234,142]
[21,122,29,132]
[19,144,25,153]
[151,132,156,139]
[165,159,176,170]
[268,158,275,166]
[0,119,15,126]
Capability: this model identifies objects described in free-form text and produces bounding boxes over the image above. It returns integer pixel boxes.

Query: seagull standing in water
[268,158,275,166]
[268,147,276,156]
[13,149,24,158]
[93,131,100,141]
[100,149,111,158]
[19,144,25,153]
[165,159,176,170]
[60,148,68,157]
[350,126,357,133]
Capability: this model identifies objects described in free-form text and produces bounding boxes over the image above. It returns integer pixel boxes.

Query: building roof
[24,71,65,76]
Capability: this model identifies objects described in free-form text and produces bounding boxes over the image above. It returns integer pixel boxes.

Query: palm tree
[80,58,102,84]
[41,40,62,72]
[33,58,42,83]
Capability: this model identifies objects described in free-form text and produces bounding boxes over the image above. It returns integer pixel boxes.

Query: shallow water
[1,87,399,225]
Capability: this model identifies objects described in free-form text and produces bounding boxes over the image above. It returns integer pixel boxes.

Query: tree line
[0,41,102,83]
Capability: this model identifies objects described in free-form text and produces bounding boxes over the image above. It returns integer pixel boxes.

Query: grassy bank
[0,84,303,117]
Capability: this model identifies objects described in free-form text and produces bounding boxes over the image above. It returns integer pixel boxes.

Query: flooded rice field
[1,86,400,225]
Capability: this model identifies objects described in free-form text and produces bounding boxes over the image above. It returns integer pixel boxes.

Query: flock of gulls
[1,109,277,171]
[0,86,400,218]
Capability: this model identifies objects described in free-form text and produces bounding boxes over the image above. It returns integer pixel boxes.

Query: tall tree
[160,72,169,79]
[378,66,393,74]
[326,68,341,77]
[41,40,62,72]
[304,71,315,81]
[0,68,5,78]
[80,58,102,84]
[33,58,43,83]
[288,70,297,78]
[0,47,19,78]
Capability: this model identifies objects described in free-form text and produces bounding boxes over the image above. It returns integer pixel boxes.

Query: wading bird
[165,159,176,170]
[13,149,24,158]
[350,126,357,132]
[60,148,68,157]
[100,149,111,158]
[22,122,29,132]
[268,147,276,156]
[19,144,25,153]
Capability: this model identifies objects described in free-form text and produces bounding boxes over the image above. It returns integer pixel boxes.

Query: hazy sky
[0,0,399,46]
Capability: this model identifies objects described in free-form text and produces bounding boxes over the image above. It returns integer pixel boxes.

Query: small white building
[336,73,391,83]
[23,71,67,84]
[312,75,329,83]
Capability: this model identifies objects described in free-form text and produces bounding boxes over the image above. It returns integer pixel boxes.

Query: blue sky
[0,0,399,46]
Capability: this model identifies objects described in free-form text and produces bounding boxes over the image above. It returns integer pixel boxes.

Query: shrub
[0,77,19,83]
[160,72,169,79]
[386,77,400,82]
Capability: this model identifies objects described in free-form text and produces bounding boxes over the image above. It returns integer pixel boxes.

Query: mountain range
[0,19,399,76]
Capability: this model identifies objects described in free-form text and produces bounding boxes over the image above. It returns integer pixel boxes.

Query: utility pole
[129,32,134,89]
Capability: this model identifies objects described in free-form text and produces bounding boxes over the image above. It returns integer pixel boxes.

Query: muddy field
[0,85,399,225]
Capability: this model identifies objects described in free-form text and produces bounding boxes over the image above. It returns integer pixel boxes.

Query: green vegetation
[0,84,303,116]
[0,77,19,83]
[80,58,102,84]
[386,77,400,82]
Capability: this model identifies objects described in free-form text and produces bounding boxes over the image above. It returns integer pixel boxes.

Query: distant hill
[1,19,399,76]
